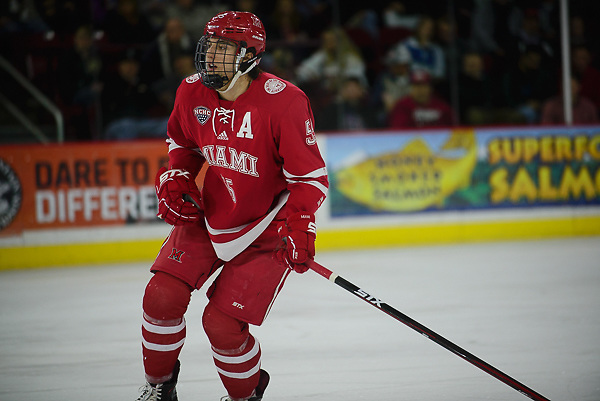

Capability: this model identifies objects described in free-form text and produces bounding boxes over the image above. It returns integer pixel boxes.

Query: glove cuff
[286,212,316,235]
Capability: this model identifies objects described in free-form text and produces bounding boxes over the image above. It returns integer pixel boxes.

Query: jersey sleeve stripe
[166,137,184,152]
[285,178,328,196]
[166,137,201,154]
[283,167,328,179]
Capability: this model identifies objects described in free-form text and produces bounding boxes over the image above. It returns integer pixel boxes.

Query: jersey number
[221,175,237,203]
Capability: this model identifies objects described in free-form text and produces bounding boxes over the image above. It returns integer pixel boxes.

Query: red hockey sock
[202,302,261,400]
[142,272,192,383]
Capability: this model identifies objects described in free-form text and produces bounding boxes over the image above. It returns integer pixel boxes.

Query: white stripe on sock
[212,339,260,364]
[215,360,261,379]
[142,338,185,352]
[142,317,186,335]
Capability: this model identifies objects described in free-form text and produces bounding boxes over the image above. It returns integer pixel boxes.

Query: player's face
[411,83,432,104]
[205,37,239,81]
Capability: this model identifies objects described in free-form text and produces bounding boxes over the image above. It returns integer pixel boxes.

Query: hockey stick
[307,259,551,401]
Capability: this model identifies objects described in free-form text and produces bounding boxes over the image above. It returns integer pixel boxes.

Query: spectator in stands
[165,0,227,41]
[0,0,48,33]
[261,47,297,82]
[381,2,419,30]
[102,49,167,140]
[433,14,467,102]
[140,17,194,85]
[571,45,600,112]
[57,24,103,140]
[541,74,598,125]
[294,0,333,39]
[151,53,196,112]
[388,69,454,128]
[453,0,476,44]
[538,0,560,43]
[136,0,168,31]
[344,8,380,41]
[500,44,555,124]
[57,25,103,106]
[265,0,306,43]
[457,51,496,125]
[471,0,520,75]
[435,13,470,58]
[372,44,412,117]
[33,0,91,34]
[512,7,556,64]
[102,0,157,44]
[388,15,446,82]
[315,76,381,131]
[295,27,368,109]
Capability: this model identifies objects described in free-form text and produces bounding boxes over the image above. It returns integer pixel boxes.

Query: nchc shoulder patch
[264,78,286,95]
[194,106,212,125]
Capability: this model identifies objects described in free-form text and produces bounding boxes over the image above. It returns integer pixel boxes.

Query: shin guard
[202,302,261,400]
[142,272,191,383]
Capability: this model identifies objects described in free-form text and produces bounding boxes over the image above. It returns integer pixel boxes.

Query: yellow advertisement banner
[335,129,477,211]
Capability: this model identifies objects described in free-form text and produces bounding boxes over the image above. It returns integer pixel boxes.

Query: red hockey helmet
[204,11,266,55]
[195,11,266,90]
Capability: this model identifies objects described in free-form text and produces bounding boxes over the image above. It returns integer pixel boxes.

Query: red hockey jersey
[165,72,329,261]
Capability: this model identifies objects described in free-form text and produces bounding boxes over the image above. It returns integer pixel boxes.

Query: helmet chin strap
[217,60,257,94]
[217,48,260,95]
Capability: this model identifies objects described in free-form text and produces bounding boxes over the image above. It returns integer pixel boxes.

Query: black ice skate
[220,369,270,401]
[136,360,180,401]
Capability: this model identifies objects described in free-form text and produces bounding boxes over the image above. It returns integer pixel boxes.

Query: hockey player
[135,10,329,401]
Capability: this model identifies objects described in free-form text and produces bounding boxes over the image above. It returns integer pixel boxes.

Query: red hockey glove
[275,212,316,273]
[155,166,202,226]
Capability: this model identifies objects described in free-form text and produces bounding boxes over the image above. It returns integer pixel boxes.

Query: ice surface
[1,237,599,401]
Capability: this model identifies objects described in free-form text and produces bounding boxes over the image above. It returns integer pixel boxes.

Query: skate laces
[136,383,153,400]
[136,383,162,401]
[219,389,258,401]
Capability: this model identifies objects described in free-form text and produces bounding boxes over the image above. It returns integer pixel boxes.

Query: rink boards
[1,126,599,269]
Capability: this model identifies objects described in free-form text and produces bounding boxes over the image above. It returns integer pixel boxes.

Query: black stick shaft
[308,260,551,401]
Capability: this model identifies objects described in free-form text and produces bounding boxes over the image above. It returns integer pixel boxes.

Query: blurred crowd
[2,0,600,141]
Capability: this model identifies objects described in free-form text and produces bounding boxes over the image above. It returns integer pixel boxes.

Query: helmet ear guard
[238,47,263,75]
